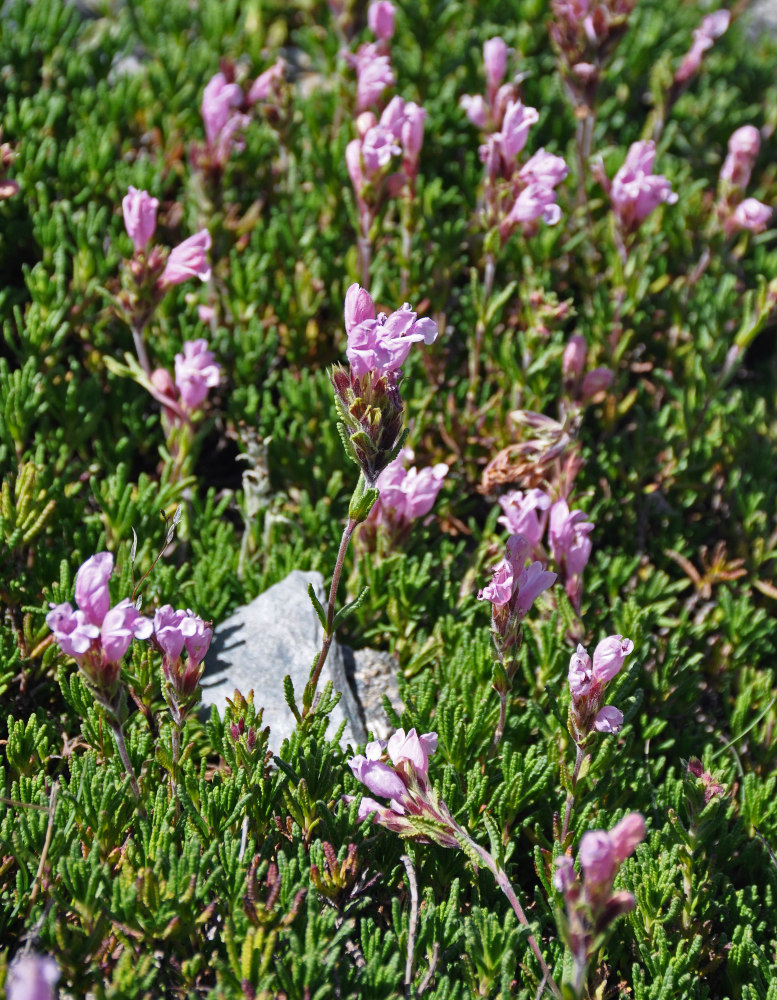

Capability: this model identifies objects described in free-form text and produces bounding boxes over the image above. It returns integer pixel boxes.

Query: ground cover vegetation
[1,0,777,996]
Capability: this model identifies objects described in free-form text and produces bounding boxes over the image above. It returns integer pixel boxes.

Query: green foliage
[1,0,777,996]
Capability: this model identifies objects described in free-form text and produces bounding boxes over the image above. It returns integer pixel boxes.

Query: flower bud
[368,0,395,40]
[563,334,587,382]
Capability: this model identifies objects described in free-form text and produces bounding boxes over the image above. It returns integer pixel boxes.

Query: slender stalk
[463,833,563,1000]
[560,743,585,846]
[108,717,142,802]
[131,318,151,376]
[358,234,372,289]
[303,516,358,714]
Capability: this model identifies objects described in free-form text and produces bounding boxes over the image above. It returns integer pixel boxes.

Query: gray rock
[200,570,367,752]
[347,647,403,741]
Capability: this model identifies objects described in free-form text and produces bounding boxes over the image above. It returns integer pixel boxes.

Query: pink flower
[201,72,243,148]
[74,552,114,626]
[609,813,646,863]
[374,450,448,524]
[46,603,99,658]
[246,57,285,104]
[519,148,569,189]
[500,100,539,159]
[592,635,634,683]
[497,489,552,551]
[122,186,159,253]
[549,499,594,577]
[579,830,615,887]
[720,125,761,189]
[349,754,408,801]
[460,94,488,129]
[730,197,771,234]
[387,727,437,782]
[675,9,730,84]
[6,953,59,1000]
[610,140,677,231]
[174,338,220,410]
[568,644,593,698]
[483,37,510,95]
[345,289,438,377]
[361,124,401,173]
[563,334,587,381]
[506,183,562,229]
[400,102,427,173]
[368,0,396,40]
[344,283,376,331]
[154,605,213,697]
[515,561,557,615]
[160,230,212,288]
[594,705,623,733]
[101,598,151,663]
[478,534,555,615]
[348,43,395,111]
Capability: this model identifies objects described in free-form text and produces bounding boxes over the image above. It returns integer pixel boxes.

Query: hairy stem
[560,743,585,846]
[131,318,151,376]
[304,516,358,714]
[464,834,563,1000]
[109,718,142,802]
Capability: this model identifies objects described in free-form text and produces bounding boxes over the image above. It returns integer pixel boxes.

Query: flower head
[610,140,677,232]
[345,286,437,378]
[201,72,244,148]
[368,1,396,40]
[174,338,221,410]
[160,230,212,288]
[154,605,213,701]
[122,186,159,254]
[6,952,59,1000]
[497,488,552,551]
[246,57,286,104]
[720,125,761,190]
[373,448,448,529]
[730,197,771,235]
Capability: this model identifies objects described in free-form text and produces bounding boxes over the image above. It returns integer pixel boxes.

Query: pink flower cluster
[344,283,437,379]
[478,534,557,645]
[122,186,211,288]
[674,9,730,85]
[461,38,568,239]
[46,552,152,697]
[347,728,461,848]
[608,140,677,233]
[344,3,396,111]
[497,489,593,609]
[567,634,633,739]
[198,60,285,168]
[153,605,213,703]
[369,448,448,536]
[347,96,428,216]
[47,553,213,708]
[150,338,221,421]
[554,813,646,928]
[719,126,771,236]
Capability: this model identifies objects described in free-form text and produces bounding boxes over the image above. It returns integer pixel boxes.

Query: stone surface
[201,570,367,751]
[347,647,402,741]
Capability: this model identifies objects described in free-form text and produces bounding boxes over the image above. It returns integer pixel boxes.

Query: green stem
[303,516,358,715]
[462,832,563,1000]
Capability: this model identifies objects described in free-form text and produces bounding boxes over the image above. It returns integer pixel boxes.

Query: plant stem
[303,516,358,715]
[560,743,585,846]
[131,318,151,376]
[464,833,563,1000]
[109,717,142,802]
